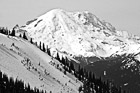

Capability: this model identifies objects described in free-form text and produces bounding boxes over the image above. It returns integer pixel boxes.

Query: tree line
[0,27,28,40]
[35,39,126,93]
[0,70,47,93]
[0,27,16,36]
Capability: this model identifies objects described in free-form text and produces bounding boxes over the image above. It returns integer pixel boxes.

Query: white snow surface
[0,33,82,93]
[20,9,140,59]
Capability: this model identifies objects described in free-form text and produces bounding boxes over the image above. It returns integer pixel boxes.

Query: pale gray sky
[0,0,140,35]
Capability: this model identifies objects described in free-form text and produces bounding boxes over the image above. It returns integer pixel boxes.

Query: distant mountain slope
[19,9,140,61]
[0,33,82,93]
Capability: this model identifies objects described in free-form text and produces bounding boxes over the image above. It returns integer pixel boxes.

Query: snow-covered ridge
[0,33,82,93]
[20,9,140,59]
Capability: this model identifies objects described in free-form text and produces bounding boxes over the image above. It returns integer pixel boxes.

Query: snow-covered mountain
[0,33,82,93]
[1,8,140,92]
[20,9,140,61]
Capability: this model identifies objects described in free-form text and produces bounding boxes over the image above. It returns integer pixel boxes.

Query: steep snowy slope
[20,9,140,60]
[0,33,82,93]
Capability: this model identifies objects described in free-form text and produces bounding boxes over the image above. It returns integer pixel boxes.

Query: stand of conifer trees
[0,27,29,41]
[33,39,126,93]
[0,27,16,37]
[0,70,47,93]
[0,27,9,35]
[55,54,125,93]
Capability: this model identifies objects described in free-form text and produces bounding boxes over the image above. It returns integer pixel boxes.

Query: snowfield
[0,33,82,93]
[19,9,140,61]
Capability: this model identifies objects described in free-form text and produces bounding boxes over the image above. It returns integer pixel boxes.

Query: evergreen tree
[42,43,46,52]
[61,57,66,66]
[46,45,51,56]
[11,28,15,36]
[64,69,67,75]
[23,32,28,40]
[70,62,74,72]
[56,52,60,62]
[39,41,42,50]
[30,38,33,44]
